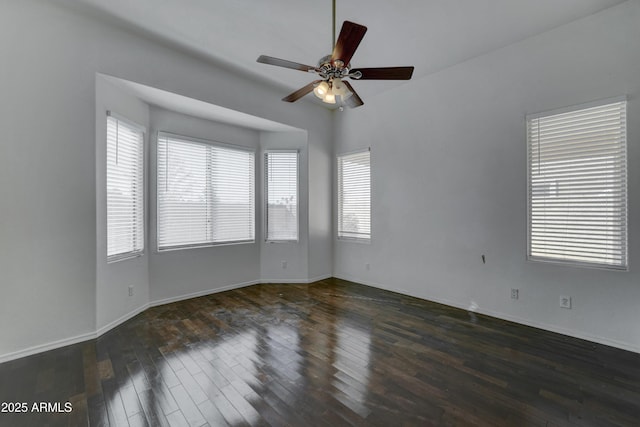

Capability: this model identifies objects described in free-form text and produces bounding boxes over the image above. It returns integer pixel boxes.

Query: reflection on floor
[1,278,640,426]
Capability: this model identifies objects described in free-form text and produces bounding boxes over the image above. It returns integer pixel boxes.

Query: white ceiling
[70,0,626,105]
[102,74,300,132]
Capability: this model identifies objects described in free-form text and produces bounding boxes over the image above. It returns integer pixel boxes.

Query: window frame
[106,111,146,263]
[156,131,256,252]
[526,97,628,271]
[264,149,299,243]
[337,148,371,242]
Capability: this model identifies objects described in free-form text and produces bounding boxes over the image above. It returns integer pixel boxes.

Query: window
[157,133,255,250]
[265,151,298,241]
[527,99,627,270]
[338,149,371,241]
[106,113,145,261]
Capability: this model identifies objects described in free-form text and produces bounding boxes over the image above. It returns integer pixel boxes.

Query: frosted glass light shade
[332,78,348,96]
[323,91,336,104]
[314,81,329,98]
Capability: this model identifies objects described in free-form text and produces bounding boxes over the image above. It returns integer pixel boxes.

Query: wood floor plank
[127,411,150,427]
[136,388,171,427]
[119,383,144,419]
[101,377,130,427]
[168,384,206,427]
[164,410,190,427]
[67,393,89,427]
[174,368,208,405]
[196,399,229,427]
[218,383,264,425]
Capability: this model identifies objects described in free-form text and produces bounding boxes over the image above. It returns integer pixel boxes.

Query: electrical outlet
[560,296,572,309]
[128,285,134,297]
[365,263,371,270]
[511,288,519,300]
[281,260,287,269]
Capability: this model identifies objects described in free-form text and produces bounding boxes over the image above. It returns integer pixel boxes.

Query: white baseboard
[333,273,387,290]
[0,331,96,364]
[431,294,640,354]
[149,280,260,307]
[478,304,640,354]
[333,273,640,354]
[260,274,333,284]
[96,303,151,337]
[261,279,313,283]
[307,274,333,283]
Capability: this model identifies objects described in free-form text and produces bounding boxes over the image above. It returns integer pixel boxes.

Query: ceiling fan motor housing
[317,55,349,78]
[316,55,363,82]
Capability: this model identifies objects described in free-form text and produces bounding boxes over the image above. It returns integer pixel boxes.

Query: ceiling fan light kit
[257,5,414,109]
[313,78,352,104]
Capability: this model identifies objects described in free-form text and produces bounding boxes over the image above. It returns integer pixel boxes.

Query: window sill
[337,237,371,245]
[157,240,256,253]
[107,252,144,264]
[527,256,628,272]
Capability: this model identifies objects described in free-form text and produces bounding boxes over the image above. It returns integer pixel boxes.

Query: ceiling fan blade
[282,80,321,102]
[342,81,364,108]
[350,66,415,80]
[257,55,317,72]
[331,21,367,65]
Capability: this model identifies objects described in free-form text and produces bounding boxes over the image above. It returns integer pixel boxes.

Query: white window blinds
[157,133,255,250]
[265,151,298,241]
[338,149,371,240]
[106,113,144,261]
[527,99,627,269]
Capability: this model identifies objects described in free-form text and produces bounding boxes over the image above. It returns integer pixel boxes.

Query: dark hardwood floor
[1,278,640,426]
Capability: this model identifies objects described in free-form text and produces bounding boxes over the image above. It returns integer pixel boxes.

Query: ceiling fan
[256,2,414,108]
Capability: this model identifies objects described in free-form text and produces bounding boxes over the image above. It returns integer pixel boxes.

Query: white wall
[308,129,334,282]
[148,107,261,303]
[0,0,99,359]
[0,0,333,361]
[259,131,310,282]
[95,75,150,333]
[335,1,640,352]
